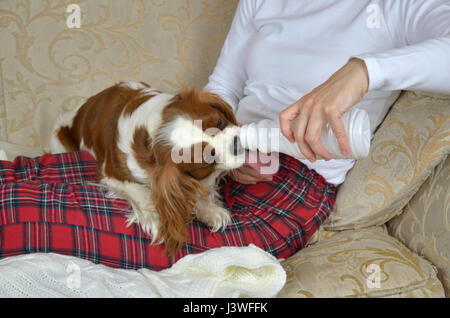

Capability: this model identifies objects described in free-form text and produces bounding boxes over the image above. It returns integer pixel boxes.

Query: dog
[51,82,244,254]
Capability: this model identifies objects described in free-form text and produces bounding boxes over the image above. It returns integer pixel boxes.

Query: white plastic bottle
[239,108,371,160]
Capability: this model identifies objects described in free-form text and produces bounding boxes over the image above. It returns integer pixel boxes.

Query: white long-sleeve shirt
[204,0,450,185]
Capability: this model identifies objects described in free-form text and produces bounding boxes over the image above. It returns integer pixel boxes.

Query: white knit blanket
[0,244,286,298]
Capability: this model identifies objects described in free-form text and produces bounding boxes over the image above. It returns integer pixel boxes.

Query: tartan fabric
[0,151,336,271]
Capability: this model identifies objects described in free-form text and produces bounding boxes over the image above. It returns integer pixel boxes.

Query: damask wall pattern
[0,0,238,147]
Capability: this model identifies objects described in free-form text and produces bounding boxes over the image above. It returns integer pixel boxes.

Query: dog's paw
[126,209,163,244]
[197,205,231,232]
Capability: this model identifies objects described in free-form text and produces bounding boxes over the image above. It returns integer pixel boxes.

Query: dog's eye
[217,118,224,130]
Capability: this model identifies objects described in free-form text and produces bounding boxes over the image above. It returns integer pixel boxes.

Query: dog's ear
[175,87,238,125]
[151,161,209,256]
[203,92,239,125]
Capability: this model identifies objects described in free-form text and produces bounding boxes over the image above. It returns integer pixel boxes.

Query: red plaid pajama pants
[0,151,336,270]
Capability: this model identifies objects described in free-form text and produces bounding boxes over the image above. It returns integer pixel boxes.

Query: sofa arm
[387,154,450,296]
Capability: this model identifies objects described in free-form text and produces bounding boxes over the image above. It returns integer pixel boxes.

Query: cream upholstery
[0,0,448,298]
[325,91,450,230]
[0,67,6,142]
[388,155,450,296]
[278,227,444,298]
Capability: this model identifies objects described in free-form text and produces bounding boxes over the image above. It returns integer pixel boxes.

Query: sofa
[0,0,448,298]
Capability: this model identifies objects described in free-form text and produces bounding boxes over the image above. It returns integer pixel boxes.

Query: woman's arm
[203,0,257,113]
[355,0,450,93]
[280,0,450,162]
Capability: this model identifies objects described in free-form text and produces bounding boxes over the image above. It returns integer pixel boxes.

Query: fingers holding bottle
[279,58,369,160]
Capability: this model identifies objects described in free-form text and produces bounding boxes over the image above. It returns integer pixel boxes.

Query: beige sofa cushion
[0,65,7,142]
[278,226,445,298]
[0,141,43,160]
[325,91,450,230]
[388,155,450,297]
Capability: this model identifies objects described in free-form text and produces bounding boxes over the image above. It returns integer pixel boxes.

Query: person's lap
[0,151,336,270]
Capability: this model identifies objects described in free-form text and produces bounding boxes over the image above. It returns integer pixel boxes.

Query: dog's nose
[232,135,244,156]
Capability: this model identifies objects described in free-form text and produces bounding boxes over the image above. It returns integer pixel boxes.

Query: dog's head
[151,88,244,254]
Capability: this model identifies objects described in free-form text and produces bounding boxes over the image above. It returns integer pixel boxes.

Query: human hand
[279,58,369,162]
[230,151,275,184]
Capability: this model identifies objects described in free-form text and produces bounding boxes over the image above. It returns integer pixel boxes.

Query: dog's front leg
[100,178,162,244]
[195,194,231,232]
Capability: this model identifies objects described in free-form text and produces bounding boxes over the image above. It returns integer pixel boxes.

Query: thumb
[279,102,300,142]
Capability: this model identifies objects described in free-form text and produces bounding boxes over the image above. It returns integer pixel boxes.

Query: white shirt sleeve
[203,0,257,113]
[354,0,450,93]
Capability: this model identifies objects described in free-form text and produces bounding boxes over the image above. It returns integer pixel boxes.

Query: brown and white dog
[51,82,244,254]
